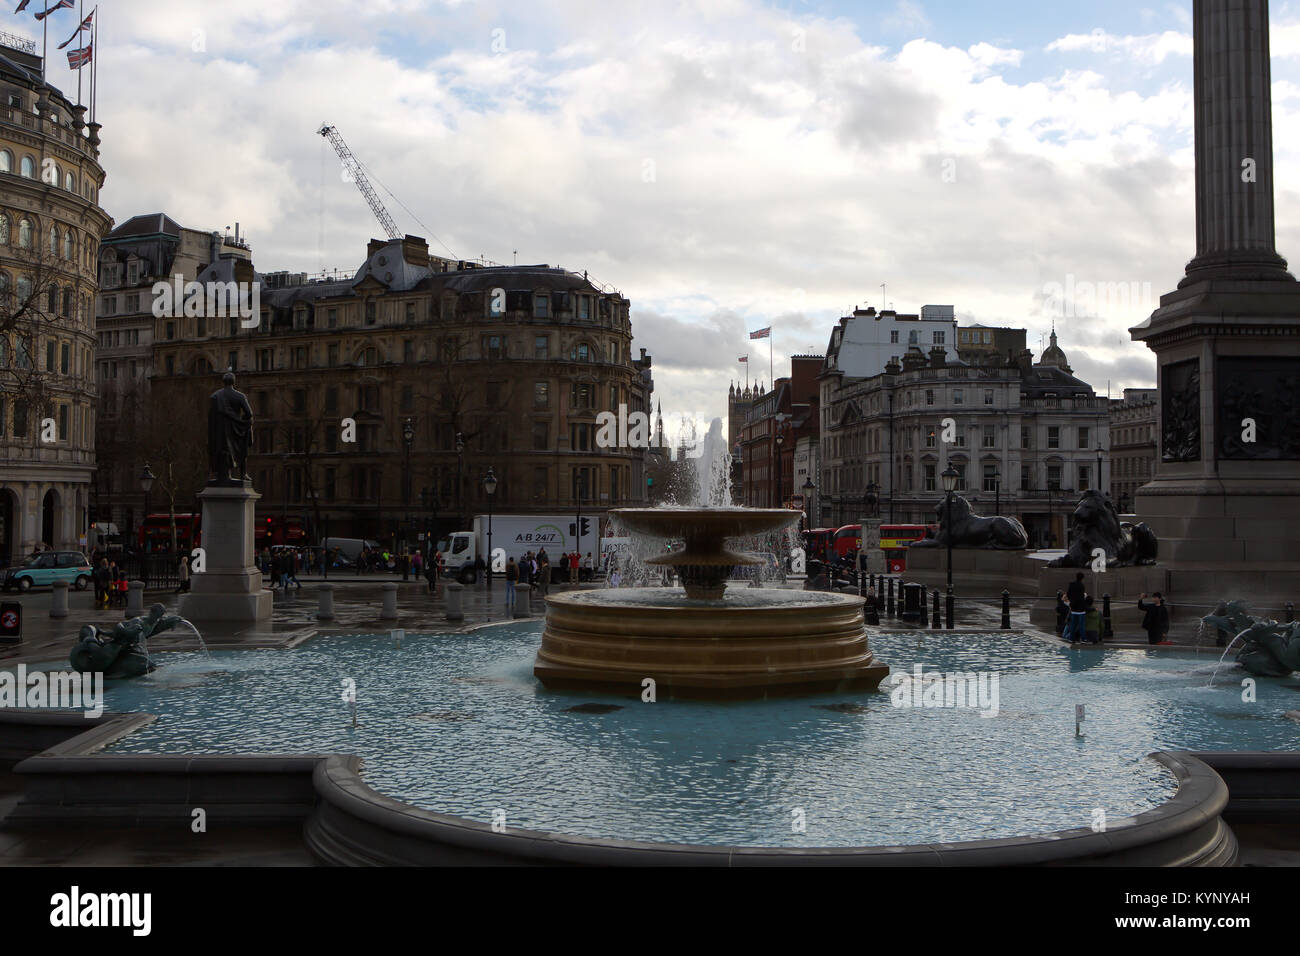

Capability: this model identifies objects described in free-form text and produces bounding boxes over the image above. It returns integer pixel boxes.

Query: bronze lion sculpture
[1047,490,1158,568]
[908,494,1029,550]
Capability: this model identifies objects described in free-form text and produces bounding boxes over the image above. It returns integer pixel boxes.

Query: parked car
[2,551,94,592]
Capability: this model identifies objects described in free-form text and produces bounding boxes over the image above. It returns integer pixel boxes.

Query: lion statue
[1046,490,1158,568]
[908,494,1028,550]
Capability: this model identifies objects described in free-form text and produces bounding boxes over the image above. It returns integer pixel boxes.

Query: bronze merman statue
[69,604,184,678]
[208,370,254,485]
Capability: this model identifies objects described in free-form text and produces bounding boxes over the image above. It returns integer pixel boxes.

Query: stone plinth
[178,484,272,624]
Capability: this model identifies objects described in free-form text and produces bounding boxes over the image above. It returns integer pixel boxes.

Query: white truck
[436,514,597,584]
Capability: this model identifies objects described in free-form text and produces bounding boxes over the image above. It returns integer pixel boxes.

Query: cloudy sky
[16,0,1300,429]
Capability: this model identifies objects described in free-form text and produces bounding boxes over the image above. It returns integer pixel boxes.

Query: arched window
[63,171,74,191]
[16,275,31,302]
[0,213,8,245]
[19,155,34,178]
[48,225,58,256]
[63,229,72,260]
[45,286,56,313]
[62,286,72,318]
[18,218,32,249]
[0,150,10,173]
[570,342,591,362]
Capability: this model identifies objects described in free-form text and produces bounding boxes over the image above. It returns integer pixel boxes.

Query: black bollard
[1288,602,1295,624]
[945,585,954,630]
[1001,589,1011,629]
[932,588,941,630]
[918,584,928,627]
[887,577,895,617]
[1102,593,1113,640]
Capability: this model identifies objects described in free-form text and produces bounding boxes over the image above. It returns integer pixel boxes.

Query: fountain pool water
[86,625,1299,848]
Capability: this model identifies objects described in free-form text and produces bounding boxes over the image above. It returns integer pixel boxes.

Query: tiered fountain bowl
[534,508,889,698]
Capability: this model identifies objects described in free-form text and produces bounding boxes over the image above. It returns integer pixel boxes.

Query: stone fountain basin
[609,507,800,542]
[535,588,887,698]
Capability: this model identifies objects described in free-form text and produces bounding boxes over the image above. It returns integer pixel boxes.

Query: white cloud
[1046,29,1192,64]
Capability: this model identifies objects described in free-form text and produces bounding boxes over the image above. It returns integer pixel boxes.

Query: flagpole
[89,12,95,124]
[769,329,773,393]
[76,0,82,106]
[41,2,48,81]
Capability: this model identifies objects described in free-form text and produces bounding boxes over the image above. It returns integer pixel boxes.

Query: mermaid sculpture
[70,604,184,678]
[1201,601,1300,678]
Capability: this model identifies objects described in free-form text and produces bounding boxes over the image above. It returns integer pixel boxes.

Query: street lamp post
[138,464,155,556]
[483,466,497,589]
[401,417,415,556]
[1096,443,1104,496]
[455,432,465,530]
[941,464,959,592]
[774,432,785,508]
[993,470,1001,517]
[575,471,585,577]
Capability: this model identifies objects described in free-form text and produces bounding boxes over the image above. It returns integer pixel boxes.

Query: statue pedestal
[178,484,272,624]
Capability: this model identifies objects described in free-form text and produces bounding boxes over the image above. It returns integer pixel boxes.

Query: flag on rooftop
[58,7,92,49]
[35,0,73,20]
[66,41,90,68]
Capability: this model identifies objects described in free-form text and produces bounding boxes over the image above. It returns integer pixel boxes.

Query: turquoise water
[82,625,1299,848]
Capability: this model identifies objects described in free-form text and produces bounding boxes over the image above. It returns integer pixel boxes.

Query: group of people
[503,549,555,607]
[91,557,130,608]
[1056,572,1170,645]
[557,551,594,583]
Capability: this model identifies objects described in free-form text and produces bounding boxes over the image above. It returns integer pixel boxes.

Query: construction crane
[317,123,403,241]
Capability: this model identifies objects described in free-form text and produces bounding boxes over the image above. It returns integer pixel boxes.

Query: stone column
[1182,0,1291,284]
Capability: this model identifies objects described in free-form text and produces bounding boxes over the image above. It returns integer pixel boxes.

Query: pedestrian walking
[538,557,550,597]
[1138,592,1170,645]
[583,552,593,582]
[569,551,579,584]
[288,550,302,589]
[176,554,190,594]
[1054,591,1070,637]
[505,556,518,607]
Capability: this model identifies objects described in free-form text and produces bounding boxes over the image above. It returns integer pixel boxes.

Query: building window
[1021,425,1030,448]
[1078,465,1091,491]
[18,217,32,248]
[257,348,273,371]
[165,321,175,341]
[570,423,592,451]
[20,155,34,178]
[983,464,998,492]
[570,383,593,410]
[1020,464,1030,491]
[925,389,935,406]
[403,338,414,363]
[534,381,549,407]
[327,344,339,367]
[578,296,590,319]
[482,335,504,360]
[325,426,338,453]
[485,381,501,407]
[925,427,936,448]
[405,303,415,323]
[532,422,549,451]
[533,295,549,318]
[1047,464,1062,491]
[1078,426,1090,449]
[534,335,549,359]
[533,466,548,499]
[60,342,69,374]
[1047,426,1060,449]
[165,355,175,375]
[953,388,963,405]
[328,308,338,329]
[0,150,9,173]
[924,462,936,491]
[325,386,338,413]
[365,301,376,325]
[933,331,945,345]
[984,389,993,406]
[890,330,899,344]
[571,343,590,362]
[981,425,995,448]
[953,462,966,490]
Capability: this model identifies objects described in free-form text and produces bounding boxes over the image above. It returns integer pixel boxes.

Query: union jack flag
[66,41,91,69]
[58,8,93,49]
[749,327,771,340]
[35,0,74,21]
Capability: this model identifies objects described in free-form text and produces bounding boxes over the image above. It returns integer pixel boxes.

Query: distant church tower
[654,400,665,449]
[728,382,751,452]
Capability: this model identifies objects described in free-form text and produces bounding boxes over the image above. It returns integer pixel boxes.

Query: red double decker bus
[879,524,929,572]
[803,528,835,564]
[255,515,308,549]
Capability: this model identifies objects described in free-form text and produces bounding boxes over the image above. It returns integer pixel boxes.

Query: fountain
[536,489,889,697]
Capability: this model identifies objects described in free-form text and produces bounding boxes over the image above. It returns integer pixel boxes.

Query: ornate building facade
[1109,388,1157,514]
[0,36,111,561]
[819,331,1110,548]
[148,235,653,544]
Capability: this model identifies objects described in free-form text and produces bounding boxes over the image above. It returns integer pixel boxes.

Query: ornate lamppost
[483,466,497,589]
[941,463,959,592]
[138,464,155,555]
